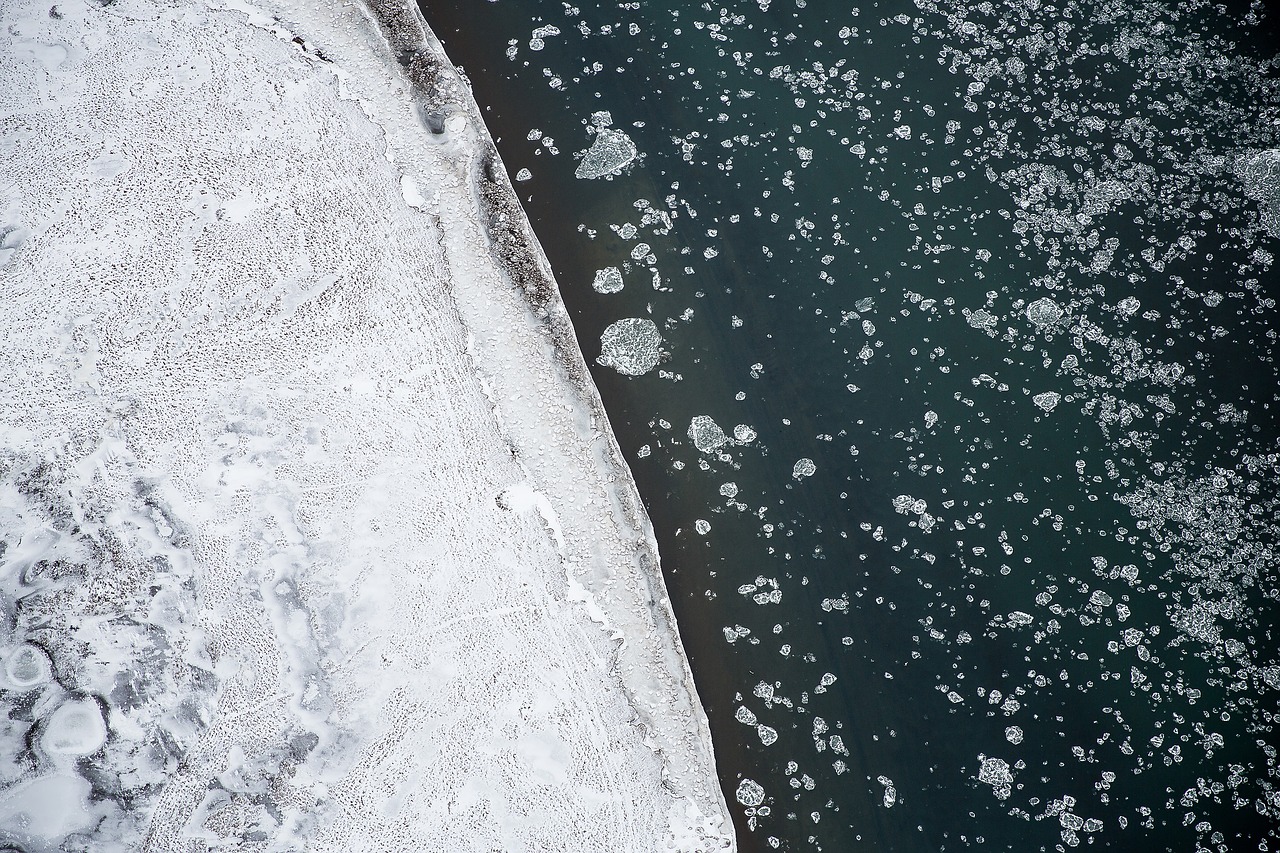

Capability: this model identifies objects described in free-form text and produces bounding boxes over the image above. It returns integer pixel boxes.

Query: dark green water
[422,1,1280,850]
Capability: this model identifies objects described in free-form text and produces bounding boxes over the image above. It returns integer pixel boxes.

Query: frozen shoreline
[0,0,733,848]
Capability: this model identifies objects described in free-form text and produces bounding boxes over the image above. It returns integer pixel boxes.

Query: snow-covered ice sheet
[0,0,733,849]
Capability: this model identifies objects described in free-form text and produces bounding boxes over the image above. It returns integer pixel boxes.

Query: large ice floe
[0,0,733,849]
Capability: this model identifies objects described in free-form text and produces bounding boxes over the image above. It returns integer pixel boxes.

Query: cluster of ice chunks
[1233,149,1280,236]
[597,317,662,375]
[1025,297,1063,328]
[977,756,1015,800]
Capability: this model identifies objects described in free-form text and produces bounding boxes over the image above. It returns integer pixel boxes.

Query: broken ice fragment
[736,778,766,807]
[976,756,1014,799]
[1026,297,1063,327]
[575,128,638,179]
[597,318,662,376]
[688,415,728,453]
[1032,391,1061,412]
[592,266,624,293]
[792,458,816,480]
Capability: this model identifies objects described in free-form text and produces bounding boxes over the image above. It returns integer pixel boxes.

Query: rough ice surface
[1025,297,1063,327]
[736,779,766,807]
[1032,391,1062,412]
[575,128,639,179]
[592,265,625,293]
[977,757,1015,800]
[0,0,733,849]
[598,318,664,375]
[689,415,729,453]
[792,458,817,480]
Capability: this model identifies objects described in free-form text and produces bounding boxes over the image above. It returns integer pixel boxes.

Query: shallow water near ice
[426,1,1279,850]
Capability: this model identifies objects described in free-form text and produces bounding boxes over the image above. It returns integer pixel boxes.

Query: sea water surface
[422,1,1280,850]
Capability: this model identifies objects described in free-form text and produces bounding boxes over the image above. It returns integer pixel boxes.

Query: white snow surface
[0,0,733,849]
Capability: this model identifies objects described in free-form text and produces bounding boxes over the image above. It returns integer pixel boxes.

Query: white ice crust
[0,0,733,849]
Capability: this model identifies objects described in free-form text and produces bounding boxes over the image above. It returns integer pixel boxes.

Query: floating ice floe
[597,317,662,375]
[1032,391,1062,412]
[792,458,816,480]
[1025,297,1062,327]
[515,167,532,182]
[688,415,728,453]
[977,756,1014,799]
[878,776,897,808]
[592,266,624,293]
[575,128,638,179]
[736,778,766,807]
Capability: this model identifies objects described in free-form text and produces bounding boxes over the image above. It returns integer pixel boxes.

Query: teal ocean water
[422,1,1280,850]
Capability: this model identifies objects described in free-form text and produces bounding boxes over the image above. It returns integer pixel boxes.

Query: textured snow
[0,0,732,849]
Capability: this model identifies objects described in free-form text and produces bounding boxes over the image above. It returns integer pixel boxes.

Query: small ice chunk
[1032,391,1061,412]
[1005,726,1024,744]
[977,753,1008,788]
[720,482,738,498]
[757,725,778,745]
[515,168,532,182]
[792,458,816,480]
[736,778,766,807]
[695,519,711,535]
[1026,297,1063,327]
[592,266,624,294]
[878,776,897,808]
[688,415,728,453]
[40,699,107,757]
[735,706,758,725]
[4,644,51,689]
[629,242,651,261]
[967,308,998,330]
[575,128,639,179]
[1116,296,1141,316]
[733,425,757,443]
[597,318,662,376]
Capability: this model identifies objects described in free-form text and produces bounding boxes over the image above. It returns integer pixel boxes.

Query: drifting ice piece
[689,415,728,453]
[598,318,662,375]
[575,128,638,179]
[592,266,624,293]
